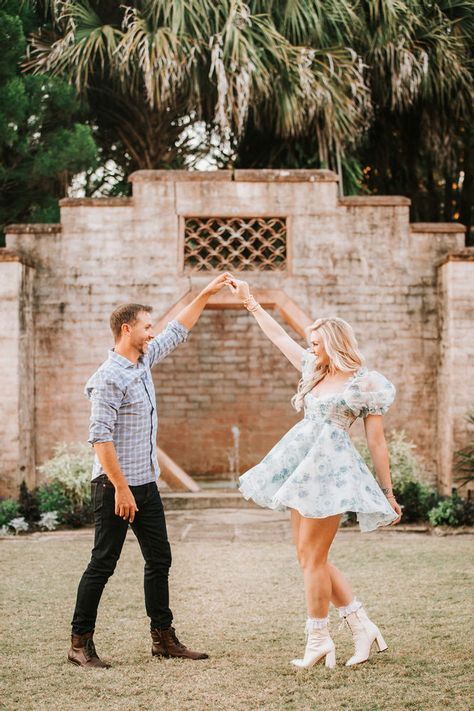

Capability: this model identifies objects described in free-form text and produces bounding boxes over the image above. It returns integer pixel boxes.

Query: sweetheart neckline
[307,367,365,402]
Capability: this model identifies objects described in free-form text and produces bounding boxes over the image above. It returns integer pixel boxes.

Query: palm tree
[24,0,368,176]
[237,1,474,227]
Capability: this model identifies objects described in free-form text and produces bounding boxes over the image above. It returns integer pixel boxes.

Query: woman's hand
[387,496,402,525]
[226,278,251,302]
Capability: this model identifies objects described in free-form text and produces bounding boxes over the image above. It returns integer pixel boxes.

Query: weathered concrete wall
[1,169,470,494]
[0,251,35,496]
[437,252,474,494]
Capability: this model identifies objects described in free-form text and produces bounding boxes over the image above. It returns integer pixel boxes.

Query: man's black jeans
[71,476,173,634]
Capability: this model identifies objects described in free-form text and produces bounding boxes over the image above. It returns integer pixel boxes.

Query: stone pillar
[0,250,35,496]
[437,250,474,494]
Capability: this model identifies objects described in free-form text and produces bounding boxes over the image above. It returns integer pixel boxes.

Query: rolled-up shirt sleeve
[147,319,189,368]
[86,379,124,445]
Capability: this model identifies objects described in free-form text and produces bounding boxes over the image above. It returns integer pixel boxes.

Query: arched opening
[153,290,312,490]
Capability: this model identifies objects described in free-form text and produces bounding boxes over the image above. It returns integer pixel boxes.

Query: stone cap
[437,248,474,266]
[0,248,35,267]
[339,196,411,206]
[129,170,233,183]
[233,169,338,183]
[59,197,133,207]
[410,222,466,233]
[129,169,338,183]
[5,223,61,234]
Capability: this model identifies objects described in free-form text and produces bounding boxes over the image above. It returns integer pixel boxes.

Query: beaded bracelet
[243,295,260,313]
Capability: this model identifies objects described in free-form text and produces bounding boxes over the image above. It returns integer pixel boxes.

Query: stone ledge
[129,169,338,183]
[339,196,411,206]
[437,248,474,267]
[59,197,133,207]
[233,169,338,183]
[129,170,233,183]
[5,224,61,234]
[411,222,466,233]
[0,248,35,267]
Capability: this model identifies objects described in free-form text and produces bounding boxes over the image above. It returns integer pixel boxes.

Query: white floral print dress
[239,350,398,532]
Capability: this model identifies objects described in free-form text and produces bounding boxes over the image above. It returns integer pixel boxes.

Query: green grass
[1,528,473,711]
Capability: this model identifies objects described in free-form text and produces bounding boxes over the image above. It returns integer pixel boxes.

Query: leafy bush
[0,499,20,527]
[18,480,40,523]
[353,430,439,522]
[37,481,70,523]
[428,494,474,527]
[455,413,474,489]
[38,511,59,531]
[37,442,94,526]
[9,516,29,534]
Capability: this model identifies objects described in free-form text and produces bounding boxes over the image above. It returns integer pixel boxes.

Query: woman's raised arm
[227,279,305,371]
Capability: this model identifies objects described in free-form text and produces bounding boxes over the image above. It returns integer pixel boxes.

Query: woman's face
[310,330,329,366]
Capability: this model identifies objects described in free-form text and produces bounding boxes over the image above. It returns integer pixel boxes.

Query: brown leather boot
[68,631,111,669]
[151,626,208,660]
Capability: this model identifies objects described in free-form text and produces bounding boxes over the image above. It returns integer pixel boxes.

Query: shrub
[0,499,20,527]
[18,480,40,524]
[9,516,29,534]
[37,481,70,523]
[428,494,474,527]
[37,442,94,526]
[353,430,439,522]
[38,443,93,508]
[455,413,474,490]
[38,511,59,531]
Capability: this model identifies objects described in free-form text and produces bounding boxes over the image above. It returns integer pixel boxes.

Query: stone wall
[1,169,472,495]
[437,252,474,495]
[0,251,35,495]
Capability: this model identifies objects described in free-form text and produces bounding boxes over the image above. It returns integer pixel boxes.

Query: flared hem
[239,481,397,533]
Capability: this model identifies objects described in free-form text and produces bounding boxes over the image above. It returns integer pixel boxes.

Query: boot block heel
[325,649,336,669]
[375,631,388,653]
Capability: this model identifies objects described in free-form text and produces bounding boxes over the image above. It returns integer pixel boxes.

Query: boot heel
[325,649,336,669]
[375,631,388,652]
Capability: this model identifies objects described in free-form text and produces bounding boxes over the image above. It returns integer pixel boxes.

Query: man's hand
[114,485,139,523]
[176,272,234,329]
[199,272,234,297]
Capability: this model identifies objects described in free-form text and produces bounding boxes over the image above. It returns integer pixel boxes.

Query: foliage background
[1,0,473,245]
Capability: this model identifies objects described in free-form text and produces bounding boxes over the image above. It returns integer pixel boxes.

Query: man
[68,273,231,668]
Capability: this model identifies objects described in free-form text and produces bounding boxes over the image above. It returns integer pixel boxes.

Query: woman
[226,278,402,670]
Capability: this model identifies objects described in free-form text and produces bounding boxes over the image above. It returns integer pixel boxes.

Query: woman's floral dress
[239,350,398,532]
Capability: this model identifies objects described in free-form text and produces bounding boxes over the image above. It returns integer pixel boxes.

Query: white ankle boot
[291,621,336,670]
[343,606,388,666]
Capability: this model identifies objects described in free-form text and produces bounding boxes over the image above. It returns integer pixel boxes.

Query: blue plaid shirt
[85,320,188,486]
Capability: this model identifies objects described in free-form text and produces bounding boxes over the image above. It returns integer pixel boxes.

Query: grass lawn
[1,521,473,711]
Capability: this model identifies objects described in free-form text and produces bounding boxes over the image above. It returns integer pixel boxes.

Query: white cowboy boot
[291,618,336,669]
[343,606,388,666]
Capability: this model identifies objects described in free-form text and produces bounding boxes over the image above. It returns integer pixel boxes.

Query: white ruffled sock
[305,616,330,633]
[337,598,363,618]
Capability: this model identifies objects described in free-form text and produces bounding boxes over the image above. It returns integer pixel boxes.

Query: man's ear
[121,323,132,337]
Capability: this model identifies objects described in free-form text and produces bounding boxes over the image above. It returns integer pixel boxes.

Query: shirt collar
[108,349,142,369]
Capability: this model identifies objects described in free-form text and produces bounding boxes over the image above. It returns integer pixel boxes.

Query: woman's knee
[297,543,328,569]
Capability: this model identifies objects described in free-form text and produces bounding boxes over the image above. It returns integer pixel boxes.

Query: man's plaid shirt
[85,320,188,486]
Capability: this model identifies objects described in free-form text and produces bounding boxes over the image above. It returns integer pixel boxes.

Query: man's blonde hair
[292,317,365,411]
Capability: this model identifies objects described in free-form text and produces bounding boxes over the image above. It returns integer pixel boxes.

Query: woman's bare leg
[297,514,342,617]
[290,509,354,609]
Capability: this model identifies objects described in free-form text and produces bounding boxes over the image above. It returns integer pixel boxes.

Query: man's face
[128,311,154,355]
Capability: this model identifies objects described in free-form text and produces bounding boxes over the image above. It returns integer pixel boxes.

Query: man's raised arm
[175,273,232,330]
[147,273,232,367]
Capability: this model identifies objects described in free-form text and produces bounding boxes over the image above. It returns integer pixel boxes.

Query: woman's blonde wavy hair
[292,317,365,412]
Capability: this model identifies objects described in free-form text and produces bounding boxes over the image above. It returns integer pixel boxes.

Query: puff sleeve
[346,369,396,418]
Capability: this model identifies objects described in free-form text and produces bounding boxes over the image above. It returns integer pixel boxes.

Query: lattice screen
[183,217,287,272]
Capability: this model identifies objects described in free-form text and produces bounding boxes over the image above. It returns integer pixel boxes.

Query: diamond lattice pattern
[184,217,287,272]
